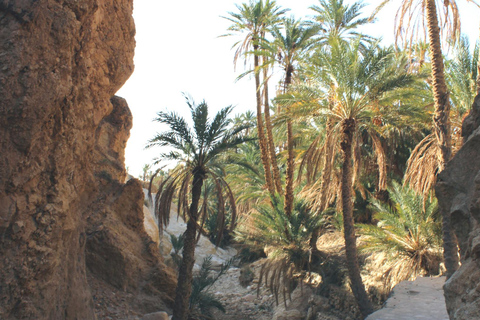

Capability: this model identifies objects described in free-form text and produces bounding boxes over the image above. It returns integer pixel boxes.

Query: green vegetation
[147,96,250,320]
[189,256,233,320]
[359,182,442,289]
[144,1,480,318]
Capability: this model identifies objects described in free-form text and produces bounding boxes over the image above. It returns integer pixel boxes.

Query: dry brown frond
[371,134,388,191]
[299,120,340,213]
[297,134,326,184]
[257,258,296,307]
[403,133,438,196]
[366,250,443,293]
[393,0,465,50]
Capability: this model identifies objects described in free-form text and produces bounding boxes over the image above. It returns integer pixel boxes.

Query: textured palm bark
[284,66,295,217]
[477,37,480,94]
[172,172,204,320]
[425,0,459,277]
[263,62,283,195]
[254,45,275,197]
[284,120,295,217]
[340,119,373,319]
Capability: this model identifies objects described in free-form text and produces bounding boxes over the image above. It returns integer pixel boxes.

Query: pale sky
[118,0,480,177]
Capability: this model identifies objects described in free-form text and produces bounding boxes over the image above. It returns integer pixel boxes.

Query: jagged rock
[0,1,176,319]
[437,93,480,319]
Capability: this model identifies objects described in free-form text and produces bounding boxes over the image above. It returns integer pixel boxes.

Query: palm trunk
[254,45,275,197]
[284,66,295,217]
[340,119,373,319]
[425,0,458,277]
[263,59,283,195]
[172,171,204,320]
[477,29,480,94]
[477,23,480,94]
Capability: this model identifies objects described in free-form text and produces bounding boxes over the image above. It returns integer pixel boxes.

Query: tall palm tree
[267,17,320,217]
[223,0,288,197]
[290,39,419,318]
[301,0,375,214]
[375,0,480,277]
[310,0,374,47]
[146,97,250,320]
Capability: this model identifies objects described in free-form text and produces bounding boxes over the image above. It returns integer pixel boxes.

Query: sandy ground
[366,276,448,320]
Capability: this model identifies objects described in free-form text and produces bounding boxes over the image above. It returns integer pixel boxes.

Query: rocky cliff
[437,94,480,319]
[0,1,176,319]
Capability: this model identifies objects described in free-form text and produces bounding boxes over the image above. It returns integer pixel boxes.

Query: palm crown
[147,97,248,174]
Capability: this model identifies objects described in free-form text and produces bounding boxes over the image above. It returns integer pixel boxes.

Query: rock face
[437,94,480,319]
[0,1,176,319]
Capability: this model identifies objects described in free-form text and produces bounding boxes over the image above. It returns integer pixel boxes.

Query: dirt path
[366,277,448,320]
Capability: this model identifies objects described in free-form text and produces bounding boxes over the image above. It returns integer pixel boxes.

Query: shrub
[359,182,442,289]
[189,256,233,320]
[235,196,325,305]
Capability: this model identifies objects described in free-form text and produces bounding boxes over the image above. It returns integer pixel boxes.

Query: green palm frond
[149,97,253,243]
[446,35,479,116]
[359,182,442,288]
[310,0,375,48]
[235,195,325,306]
[189,256,233,319]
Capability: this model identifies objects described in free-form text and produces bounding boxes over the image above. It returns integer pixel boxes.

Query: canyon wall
[437,94,480,319]
[0,1,175,319]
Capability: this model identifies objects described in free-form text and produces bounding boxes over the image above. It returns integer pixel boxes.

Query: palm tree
[288,39,419,317]
[310,0,374,47]
[223,0,288,197]
[141,163,151,182]
[375,0,480,277]
[299,0,375,214]
[146,97,250,320]
[267,17,320,217]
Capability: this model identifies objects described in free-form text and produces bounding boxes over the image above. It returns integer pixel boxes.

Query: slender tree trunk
[284,66,295,217]
[254,45,275,197]
[172,171,204,320]
[425,0,459,277]
[263,59,283,195]
[477,23,480,94]
[340,119,373,319]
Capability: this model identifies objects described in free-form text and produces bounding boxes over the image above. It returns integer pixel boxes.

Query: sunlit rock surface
[0,1,176,318]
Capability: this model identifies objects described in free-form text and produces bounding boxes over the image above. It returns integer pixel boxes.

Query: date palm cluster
[146,0,480,319]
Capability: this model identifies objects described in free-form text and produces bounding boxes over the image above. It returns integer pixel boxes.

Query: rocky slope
[436,94,480,319]
[0,1,176,319]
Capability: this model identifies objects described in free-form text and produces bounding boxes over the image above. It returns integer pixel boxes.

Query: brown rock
[437,93,480,319]
[0,1,176,319]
